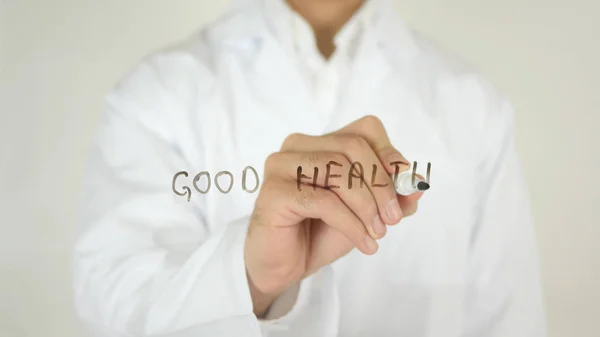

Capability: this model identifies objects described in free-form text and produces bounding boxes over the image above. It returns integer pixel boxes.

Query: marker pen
[394,162,431,196]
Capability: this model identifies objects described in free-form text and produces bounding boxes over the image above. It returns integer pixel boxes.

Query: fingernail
[364,235,379,254]
[372,215,386,237]
[386,199,403,223]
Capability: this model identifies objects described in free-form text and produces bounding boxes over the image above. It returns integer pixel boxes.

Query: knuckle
[282,132,304,150]
[354,198,378,221]
[264,152,281,172]
[379,145,404,163]
[330,152,348,165]
[366,204,379,218]
[341,135,369,153]
[360,115,384,131]
[306,152,321,169]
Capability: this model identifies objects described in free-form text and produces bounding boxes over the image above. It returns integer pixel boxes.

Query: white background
[1,0,599,336]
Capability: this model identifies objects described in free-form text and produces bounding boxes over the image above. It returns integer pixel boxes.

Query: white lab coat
[74,0,546,336]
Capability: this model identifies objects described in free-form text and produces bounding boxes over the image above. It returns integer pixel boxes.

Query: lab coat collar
[262,0,379,63]
[211,0,420,69]
[205,0,420,134]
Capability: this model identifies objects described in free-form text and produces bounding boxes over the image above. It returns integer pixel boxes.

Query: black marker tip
[417,181,430,191]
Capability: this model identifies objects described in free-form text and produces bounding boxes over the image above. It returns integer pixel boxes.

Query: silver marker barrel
[394,171,430,196]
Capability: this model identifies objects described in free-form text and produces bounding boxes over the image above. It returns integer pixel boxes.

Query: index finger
[334,115,426,220]
[331,115,410,174]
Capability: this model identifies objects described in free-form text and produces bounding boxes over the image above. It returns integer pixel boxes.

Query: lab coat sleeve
[463,98,546,337]
[73,59,339,337]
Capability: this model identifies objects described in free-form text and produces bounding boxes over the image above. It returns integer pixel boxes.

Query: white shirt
[74,0,546,336]
[265,0,375,121]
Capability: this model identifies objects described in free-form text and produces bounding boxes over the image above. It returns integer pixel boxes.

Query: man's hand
[244,116,424,317]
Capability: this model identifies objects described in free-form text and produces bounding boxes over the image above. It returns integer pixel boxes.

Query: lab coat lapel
[251,37,318,133]
[328,2,414,131]
[217,3,319,135]
[207,5,321,177]
[332,33,392,131]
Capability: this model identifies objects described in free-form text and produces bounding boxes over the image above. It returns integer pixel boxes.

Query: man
[74,0,546,336]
